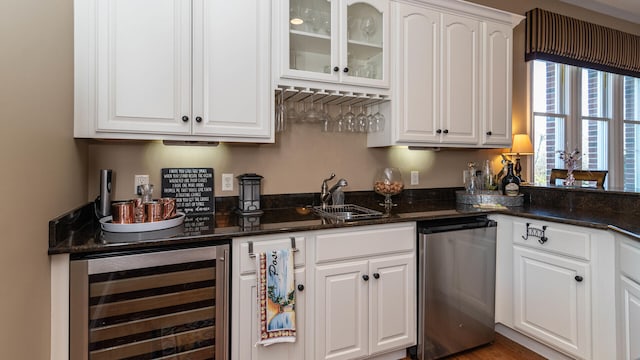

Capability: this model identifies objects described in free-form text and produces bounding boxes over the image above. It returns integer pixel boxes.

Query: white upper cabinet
[367,0,521,148]
[440,13,480,145]
[481,21,513,146]
[392,4,440,143]
[74,0,273,142]
[276,0,390,90]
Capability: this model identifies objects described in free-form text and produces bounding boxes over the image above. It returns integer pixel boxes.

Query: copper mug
[111,202,135,224]
[161,197,176,219]
[145,201,164,222]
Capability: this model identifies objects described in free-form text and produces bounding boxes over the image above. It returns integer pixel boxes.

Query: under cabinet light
[162,140,220,147]
[290,18,303,25]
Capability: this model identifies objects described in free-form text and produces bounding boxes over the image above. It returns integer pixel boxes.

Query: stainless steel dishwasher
[417,216,497,360]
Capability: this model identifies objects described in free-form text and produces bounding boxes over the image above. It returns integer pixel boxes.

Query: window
[531,60,639,189]
[624,76,640,190]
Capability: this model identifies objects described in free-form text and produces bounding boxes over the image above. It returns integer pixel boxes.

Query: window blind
[525,8,640,78]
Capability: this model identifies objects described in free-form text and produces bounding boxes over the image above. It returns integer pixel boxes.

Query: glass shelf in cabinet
[347,38,383,49]
[347,43,383,62]
[290,31,331,56]
[290,29,331,41]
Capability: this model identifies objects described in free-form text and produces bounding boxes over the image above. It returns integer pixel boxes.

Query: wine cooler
[70,244,229,360]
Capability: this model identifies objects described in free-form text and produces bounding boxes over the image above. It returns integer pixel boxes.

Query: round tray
[100,212,186,233]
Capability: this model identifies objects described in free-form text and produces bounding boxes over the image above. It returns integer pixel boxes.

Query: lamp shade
[505,134,534,155]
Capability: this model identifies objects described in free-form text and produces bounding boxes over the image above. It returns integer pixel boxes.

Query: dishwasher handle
[419,218,496,234]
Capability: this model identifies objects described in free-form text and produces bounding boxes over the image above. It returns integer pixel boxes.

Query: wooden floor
[404,333,546,360]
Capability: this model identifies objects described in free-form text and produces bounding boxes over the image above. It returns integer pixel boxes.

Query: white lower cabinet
[314,223,416,360]
[492,214,617,360]
[315,260,369,360]
[513,246,590,358]
[231,223,416,360]
[231,234,308,360]
[619,276,640,360]
[617,235,640,360]
[369,253,415,355]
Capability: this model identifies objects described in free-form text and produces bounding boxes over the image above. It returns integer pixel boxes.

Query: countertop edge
[48,207,639,255]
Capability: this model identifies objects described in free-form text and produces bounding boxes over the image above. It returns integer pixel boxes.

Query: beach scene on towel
[257,249,296,345]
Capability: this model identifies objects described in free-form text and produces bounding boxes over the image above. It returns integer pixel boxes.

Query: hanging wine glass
[334,105,346,132]
[360,16,376,42]
[344,104,356,132]
[373,103,385,132]
[355,105,368,132]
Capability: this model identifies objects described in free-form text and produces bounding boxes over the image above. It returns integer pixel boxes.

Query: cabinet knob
[181,116,189,122]
[486,131,492,135]
[575,275,583,282]
[436,129,442,134]
[362,274,369,281]
[333,66,339,72]
[373,273,380,279]
[297,284,304,291]
[343,67,349,73]
[443,129,449,134]
[195,116,203,123]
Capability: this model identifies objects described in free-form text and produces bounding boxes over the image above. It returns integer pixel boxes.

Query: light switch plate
[222,173,234,191]
[410,171,419,185]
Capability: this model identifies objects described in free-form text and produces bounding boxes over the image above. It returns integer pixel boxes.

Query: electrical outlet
[222,173,234,191]
[410,171,419,185]
[134,174,149,194]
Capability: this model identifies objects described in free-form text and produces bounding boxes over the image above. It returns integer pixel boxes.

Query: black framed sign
[161,168,214,214]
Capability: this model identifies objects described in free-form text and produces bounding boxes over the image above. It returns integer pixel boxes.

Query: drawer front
[513,219,590,260]
[237,235,306,275]
[620,239,640,284]
[315,223,416,263]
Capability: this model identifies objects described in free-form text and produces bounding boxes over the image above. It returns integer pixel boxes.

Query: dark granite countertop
[49,187,640,256]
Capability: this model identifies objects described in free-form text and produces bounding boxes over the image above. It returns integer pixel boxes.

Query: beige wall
[87,131,505,200]
[0,0,636,358]
[0,0,87,358]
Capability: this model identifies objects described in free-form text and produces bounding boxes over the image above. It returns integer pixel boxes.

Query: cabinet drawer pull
[297,284,304,291]
[436,129,442,134]
[575,275,583,282]
[362,274,369,281]
[333,66,339,72]
[195,116,202,123]
[181,116,189,122]
[486,131,492,135]
[343,67,349,73]
[443,129,449,134]
[373,273,380,279]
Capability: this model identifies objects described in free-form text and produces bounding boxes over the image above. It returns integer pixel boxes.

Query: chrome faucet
[321,173,348,208]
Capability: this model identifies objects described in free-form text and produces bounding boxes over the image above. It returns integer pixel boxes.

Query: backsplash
[520,186,640,216]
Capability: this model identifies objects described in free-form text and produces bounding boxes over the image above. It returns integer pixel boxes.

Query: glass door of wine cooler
[70,244,229,360]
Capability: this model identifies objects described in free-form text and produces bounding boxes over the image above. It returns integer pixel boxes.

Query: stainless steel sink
[312,204,384,222]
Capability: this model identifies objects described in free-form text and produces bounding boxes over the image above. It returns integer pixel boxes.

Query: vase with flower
[557,148,581,186]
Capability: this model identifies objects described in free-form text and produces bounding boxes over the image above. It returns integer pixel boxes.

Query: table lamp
[504,134,534,181]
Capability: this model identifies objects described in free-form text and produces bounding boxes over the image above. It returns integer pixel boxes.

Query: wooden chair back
[549,169,608,188]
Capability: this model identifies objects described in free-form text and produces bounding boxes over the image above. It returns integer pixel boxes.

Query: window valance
[525,8,640,77]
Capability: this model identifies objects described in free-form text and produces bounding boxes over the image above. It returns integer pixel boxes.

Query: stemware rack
[274,85,390,133]
[275,85,389,106]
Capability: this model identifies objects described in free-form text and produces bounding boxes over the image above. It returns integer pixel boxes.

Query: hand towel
[256,249,296,346]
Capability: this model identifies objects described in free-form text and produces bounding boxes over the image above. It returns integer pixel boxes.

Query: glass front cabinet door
[282,0,389,88]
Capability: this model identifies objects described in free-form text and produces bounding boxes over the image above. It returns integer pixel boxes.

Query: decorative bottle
[483,160,496,190]
[501,163,520,196]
